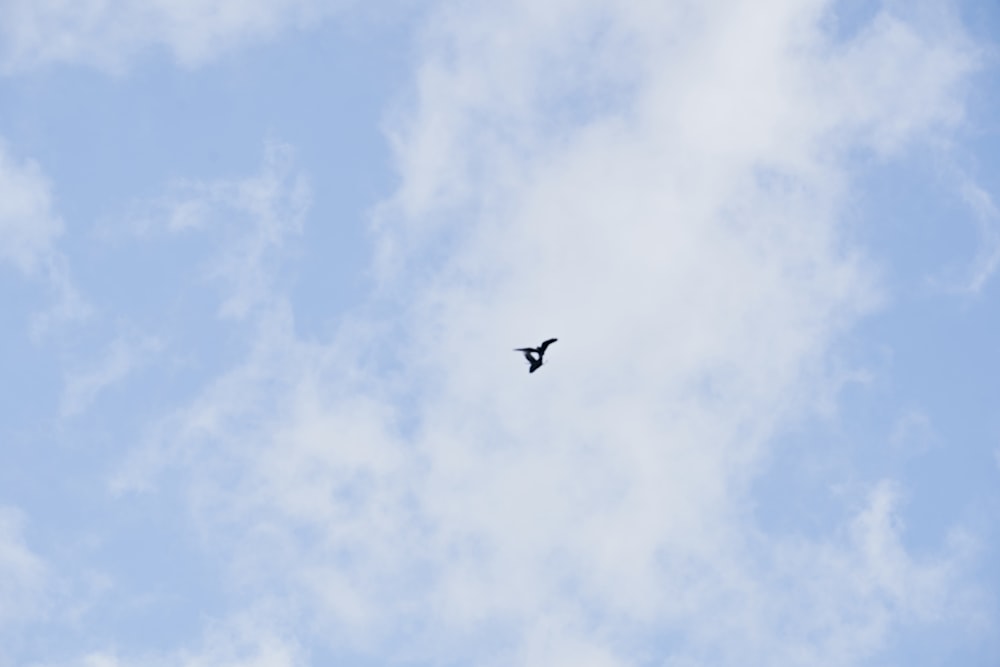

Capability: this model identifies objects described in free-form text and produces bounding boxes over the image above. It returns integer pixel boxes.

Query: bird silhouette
[514,338,557,373]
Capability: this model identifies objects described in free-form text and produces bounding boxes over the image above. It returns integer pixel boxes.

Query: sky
[0,1,998,665]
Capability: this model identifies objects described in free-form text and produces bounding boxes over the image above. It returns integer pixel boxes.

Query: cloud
[0,0,355,73]
[0,509,119,667]
[122,141,310,320]
[0,139,63,276]
[956,180,1000,293]
[819,5,976,155]
[111,0,987,665]
[51,606,304,667]
[0,507,48,631]
[739,481,973,665]
[0,139,90,336]
[922,174,1000,295]
[60,332,164,417]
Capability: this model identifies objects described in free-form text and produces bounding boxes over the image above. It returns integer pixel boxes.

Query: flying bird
[514,338,557,373]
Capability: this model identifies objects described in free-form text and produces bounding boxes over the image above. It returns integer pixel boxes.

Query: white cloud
[0,510,121,667]
[0,0,355,73]
[60,332,163,417]
[123,141,310,320]
[201,144,310,320]
[113,0,987,665]
[174,608,304,667]
[923,175,1000,295]
[747,481,973,666]
[0,139,90,336]
[0,139,63,276]
[81,655,121,667]
[957,180,1000,293]
[55,606,304,667]
[818,6,976,156]
[0,507,48,629]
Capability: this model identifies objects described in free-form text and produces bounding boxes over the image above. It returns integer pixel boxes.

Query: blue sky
[0,1,998,665]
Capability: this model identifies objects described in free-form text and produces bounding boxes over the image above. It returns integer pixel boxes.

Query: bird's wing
[537,338,558,354]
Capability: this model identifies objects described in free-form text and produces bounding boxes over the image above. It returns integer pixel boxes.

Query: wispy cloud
[121,141,310,320]
[70,605,304,667]
[60,332,163,418]
[0,139,91,337]
[821,7,976,156]
[0,0,355,74]
[0,507,48,632]
[957,180,1000,293]
[0,139,63,276]
[923,175,1000,296]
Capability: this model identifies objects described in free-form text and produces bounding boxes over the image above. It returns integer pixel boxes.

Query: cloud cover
[96,0,989,665]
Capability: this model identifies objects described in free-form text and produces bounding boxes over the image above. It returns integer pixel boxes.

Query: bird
[514,338,557,373]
